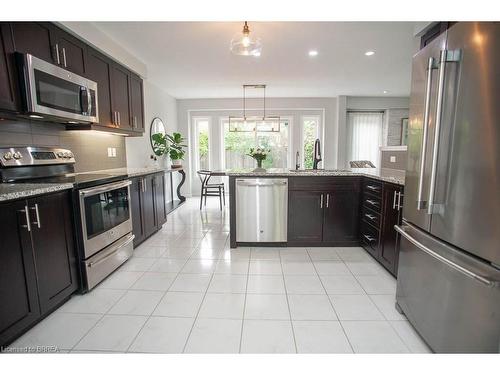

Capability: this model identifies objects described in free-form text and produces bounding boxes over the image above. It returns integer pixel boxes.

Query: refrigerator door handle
[417,56,435,210]
[395,225,498,287]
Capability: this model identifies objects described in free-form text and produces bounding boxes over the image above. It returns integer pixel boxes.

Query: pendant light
[228,85,280,132]
[230,21,262,57]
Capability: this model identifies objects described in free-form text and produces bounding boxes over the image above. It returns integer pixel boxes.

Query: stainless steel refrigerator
[395,22,500,353]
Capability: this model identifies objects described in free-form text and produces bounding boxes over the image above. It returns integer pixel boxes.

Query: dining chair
[197,170,225,210]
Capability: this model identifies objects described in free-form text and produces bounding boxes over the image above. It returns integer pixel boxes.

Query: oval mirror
[150,117,167,156]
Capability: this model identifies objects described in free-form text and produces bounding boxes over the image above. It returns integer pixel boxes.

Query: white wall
[125,81,178,168]
[337,96,410,168]
[177,97,338,195]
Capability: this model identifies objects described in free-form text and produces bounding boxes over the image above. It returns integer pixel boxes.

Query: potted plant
[166,132,187,168]
[247,147,270,172]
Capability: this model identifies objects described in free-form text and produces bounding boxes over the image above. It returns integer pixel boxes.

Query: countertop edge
[0,183,75,203]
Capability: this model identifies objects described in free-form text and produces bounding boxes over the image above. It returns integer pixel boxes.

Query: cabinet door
[323,189,360,243]
[86,48,113,127]
[129,73,144,132]
[11,22,55,63]
[379,184,403,275]
[28,192,77,314]
[130,177,145,247]
[155,173,167,227]
[110,63,132,130]
[0,23,20,112]
[288,191,324,243]
[143,174,158,238]
[0,200,40,346]
[54,28,86,76]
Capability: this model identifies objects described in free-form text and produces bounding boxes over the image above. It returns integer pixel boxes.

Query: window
[194,117,210,170]
[347,112,384,168]
[222,118,290,169]
[301,116,321,169]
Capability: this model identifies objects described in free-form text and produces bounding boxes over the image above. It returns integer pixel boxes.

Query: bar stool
[197,170,225,210]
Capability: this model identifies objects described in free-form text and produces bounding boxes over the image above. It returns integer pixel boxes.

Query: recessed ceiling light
[383,90,389,94]
[365,51,375,56]
[308,50,318,57]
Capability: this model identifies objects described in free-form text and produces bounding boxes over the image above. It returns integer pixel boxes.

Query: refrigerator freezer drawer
[235,178,288,243]
[395,223,500,353]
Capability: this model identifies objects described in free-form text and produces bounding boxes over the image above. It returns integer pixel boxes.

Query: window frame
[192,116,212,172]
[300,115,323,169]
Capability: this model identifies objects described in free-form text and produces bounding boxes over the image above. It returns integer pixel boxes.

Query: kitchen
[0,3,499,373]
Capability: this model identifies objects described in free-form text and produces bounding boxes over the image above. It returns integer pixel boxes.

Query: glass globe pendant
[230,21,262,56]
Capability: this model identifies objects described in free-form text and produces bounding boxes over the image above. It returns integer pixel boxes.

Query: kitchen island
[227,168,405,276]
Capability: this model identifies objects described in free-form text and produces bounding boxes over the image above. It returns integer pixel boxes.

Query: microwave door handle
[87,89,92,116]
[80,87,89,115]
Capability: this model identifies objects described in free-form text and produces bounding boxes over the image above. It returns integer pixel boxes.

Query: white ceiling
[92,22,417,99]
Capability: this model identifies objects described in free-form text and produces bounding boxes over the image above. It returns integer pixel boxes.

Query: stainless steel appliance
[396,22,500,353]
[235,178,288,242]
[0,146,134,292]
[16,53,98,123]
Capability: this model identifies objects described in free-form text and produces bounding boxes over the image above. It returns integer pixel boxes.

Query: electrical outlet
[107,147,117,158]
[112,148,117,157]
[390,156,396,163]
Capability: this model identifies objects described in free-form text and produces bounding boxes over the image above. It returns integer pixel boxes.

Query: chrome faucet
[313,138,322,169]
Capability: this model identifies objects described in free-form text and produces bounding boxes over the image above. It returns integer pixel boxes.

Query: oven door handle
[79,179,132,196]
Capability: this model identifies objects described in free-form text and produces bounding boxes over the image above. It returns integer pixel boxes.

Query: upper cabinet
[0,22,145,135]
[0,23,19,112]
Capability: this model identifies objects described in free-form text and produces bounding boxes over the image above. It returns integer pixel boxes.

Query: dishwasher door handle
[236,181,287,187]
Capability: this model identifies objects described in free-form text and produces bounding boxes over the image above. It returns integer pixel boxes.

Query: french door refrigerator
[395,22,500,353]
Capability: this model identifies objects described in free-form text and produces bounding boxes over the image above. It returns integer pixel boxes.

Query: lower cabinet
[360,178,404,276]
[0,191,78,346]
[131,172,167,247]
[288,177,360,246]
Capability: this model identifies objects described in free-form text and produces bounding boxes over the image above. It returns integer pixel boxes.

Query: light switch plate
[390,156,396,163]
[107,147,116,158]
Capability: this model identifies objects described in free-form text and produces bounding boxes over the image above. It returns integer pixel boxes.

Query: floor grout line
[278,249,298,354]
[238,249,252,353]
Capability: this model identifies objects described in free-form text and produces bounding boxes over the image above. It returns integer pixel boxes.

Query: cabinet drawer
[361,205,381,229]
[289,176,360,191]
[362,195,382,213]
[363,179,383,197]
[360,222,379,257]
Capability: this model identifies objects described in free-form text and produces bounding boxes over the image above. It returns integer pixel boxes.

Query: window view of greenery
[197,120,209,170]
[224,120,289,169]
[303,118,319,169]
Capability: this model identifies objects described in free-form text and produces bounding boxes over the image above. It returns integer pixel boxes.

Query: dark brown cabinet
[52,28,87,76]
[0,191,78,346]
[85,48,113,127]
[360,178,404,276]
[131,173,167,247]
[0,200,40,346]
[288,177,360,246]
[10,22,55,64]
[129,73,145,132]
[110,63,132,130]
[0,23,19,112]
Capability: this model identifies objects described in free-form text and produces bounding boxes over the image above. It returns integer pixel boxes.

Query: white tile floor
[10,197,431,354]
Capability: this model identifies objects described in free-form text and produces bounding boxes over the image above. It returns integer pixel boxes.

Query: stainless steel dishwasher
[236,178,288,242]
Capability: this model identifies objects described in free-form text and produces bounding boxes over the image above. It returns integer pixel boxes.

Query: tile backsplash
[0,119,127,172]
[380,149,407,171]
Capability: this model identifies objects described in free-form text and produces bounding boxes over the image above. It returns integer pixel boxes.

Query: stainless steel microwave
[17,53,99,124]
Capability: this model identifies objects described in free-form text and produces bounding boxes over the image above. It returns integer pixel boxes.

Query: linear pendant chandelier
[228,84,280,132]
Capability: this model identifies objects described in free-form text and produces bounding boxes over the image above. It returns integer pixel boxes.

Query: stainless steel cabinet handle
[19,205,31,232]
[366,199,378,206]
[427,50,447,215]
[30,204,41,228]
[417,56,435,210]
[363,234,375,242]
[62,47,67,67]
[367,185,379,191]
[117,111,121,126]
[397,192,403,211]
[320,194,323,208]
[142,178,146,193]
[395,225,497,287]
[55,44,61,65]
[393,190,397,209]
[326,193,330,208]
[365,213,376,220]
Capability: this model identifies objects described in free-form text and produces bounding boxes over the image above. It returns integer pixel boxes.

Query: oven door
[18,53,98,123]
[79,180,132,258]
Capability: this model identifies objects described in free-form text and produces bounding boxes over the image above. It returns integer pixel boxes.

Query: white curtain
[347,112,383,168]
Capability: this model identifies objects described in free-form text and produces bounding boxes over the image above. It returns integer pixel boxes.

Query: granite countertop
[81,166,183,178]
[0,183,74,202]
[226,167,405,185]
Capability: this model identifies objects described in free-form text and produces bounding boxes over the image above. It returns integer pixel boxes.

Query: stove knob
[67,152,74,158]
[3,152,13,160]
[13,151,23,160]
[64,152,71,158]
[57,152,64,158]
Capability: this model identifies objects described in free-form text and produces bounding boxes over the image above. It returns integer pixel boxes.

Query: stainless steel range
[0,146,134,291]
